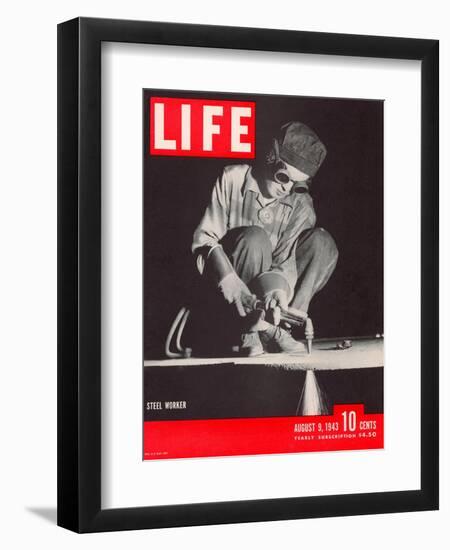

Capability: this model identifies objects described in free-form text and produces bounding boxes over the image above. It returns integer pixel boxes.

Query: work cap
[277,122,327,178]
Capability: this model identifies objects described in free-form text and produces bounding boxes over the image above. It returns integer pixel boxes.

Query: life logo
[149,97,255,158]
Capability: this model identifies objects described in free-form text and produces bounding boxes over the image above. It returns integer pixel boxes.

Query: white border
[101,42,421,509]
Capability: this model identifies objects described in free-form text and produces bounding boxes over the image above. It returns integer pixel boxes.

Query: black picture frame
[57,17,439,533]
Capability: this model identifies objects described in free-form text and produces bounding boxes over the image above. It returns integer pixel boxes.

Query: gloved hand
[264,289,288,325]
[251,272,291,319]
[218,272,256,317]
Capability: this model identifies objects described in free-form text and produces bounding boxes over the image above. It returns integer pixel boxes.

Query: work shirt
[192,164,317,298]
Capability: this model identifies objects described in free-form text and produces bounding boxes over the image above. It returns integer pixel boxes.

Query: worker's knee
[313,227,338,258]
[232,225,272,254]
[299,227,339,265]
[241,225,270,244]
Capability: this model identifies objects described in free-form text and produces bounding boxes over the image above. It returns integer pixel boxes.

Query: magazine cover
[143,89,384,460]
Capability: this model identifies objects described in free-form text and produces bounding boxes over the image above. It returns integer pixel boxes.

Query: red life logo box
[149,97,255,158]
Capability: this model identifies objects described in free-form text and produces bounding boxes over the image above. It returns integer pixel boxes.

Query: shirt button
[258,208,274,224]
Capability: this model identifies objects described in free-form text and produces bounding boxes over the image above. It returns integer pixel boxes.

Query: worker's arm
[192,167,255,316]
[192,169,231,274]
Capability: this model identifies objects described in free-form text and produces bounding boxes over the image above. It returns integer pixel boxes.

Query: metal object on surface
[165,307,192,358]
[335,339,352,350]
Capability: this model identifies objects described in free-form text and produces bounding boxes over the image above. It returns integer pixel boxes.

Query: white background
[0,0,447,548]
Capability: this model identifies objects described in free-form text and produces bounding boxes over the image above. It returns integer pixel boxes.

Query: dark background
[144,89,383,360]
[144,365,383,420]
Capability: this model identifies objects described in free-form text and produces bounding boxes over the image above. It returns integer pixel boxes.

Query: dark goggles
[273,161,297,186]
[269,140,309,191]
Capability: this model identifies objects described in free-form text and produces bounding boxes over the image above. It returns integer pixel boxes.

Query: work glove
[264,289,288,325]
[207,245,256,317]
[218,272,256,317]
[249,272,291,326]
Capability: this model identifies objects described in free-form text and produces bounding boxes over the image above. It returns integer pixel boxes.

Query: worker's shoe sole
[260,324,306,354]
[239,332,265,357]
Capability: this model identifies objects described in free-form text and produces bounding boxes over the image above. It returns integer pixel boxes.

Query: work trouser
[220,225,339,312]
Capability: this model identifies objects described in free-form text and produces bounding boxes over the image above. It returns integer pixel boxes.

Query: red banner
[150,97,255,158]
[144,404,383,460]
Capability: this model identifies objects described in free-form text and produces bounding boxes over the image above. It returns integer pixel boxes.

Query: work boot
[239,331,264,357]
[259,324,306,354]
